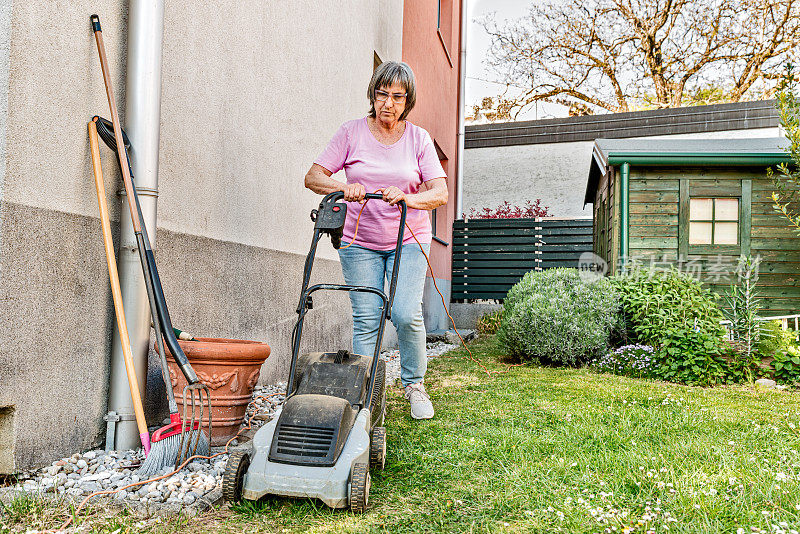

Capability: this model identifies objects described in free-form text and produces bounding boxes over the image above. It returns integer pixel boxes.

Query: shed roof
[584,137,791,205]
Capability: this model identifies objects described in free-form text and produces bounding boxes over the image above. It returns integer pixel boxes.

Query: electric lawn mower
[222,191,406,512]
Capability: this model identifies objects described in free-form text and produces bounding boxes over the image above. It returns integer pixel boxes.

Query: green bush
[762,322,800,385]
[476,308,503,336]
[497,268,619,366]
[773,346,800,385]
[756,320,797,358]
[612,268,729,386]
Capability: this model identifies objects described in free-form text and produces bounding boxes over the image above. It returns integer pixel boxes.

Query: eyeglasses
[375,90,407,103]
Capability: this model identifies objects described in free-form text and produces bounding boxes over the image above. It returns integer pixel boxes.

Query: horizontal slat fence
[452,218,593,301]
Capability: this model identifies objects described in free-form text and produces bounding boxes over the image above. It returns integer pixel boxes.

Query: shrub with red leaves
[467,200,550,219]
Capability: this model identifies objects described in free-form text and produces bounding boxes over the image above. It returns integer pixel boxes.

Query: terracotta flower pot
[159,337,271,446]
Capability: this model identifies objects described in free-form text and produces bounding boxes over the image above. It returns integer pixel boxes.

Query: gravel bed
[8,384,286,510]
[6,342,456,511]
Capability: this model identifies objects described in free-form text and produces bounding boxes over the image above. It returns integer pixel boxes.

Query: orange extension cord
[56,194,514,530]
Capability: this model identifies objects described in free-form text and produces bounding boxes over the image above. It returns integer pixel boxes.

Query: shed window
[678,177,751,258]
[688,198,739,245]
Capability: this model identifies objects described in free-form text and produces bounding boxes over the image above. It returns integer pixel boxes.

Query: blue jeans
[338,242,430,387]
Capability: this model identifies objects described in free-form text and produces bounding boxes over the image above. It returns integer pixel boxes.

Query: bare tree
[477,0,800,119]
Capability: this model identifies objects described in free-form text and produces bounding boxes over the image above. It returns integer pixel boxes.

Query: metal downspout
[455,0,467,219]
[106,0,164,451]
[620,162,629,271]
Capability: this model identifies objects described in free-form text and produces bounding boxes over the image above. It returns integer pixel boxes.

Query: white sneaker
[404,383,434,420]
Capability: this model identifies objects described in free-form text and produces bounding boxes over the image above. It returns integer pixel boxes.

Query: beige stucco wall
[463,127,781,218]
[4,0,402,259]
[0,0,9,208]
[158,0,403,259]
[0,0,403,472]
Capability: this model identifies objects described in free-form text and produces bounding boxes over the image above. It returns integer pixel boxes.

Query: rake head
[176,382,213,469]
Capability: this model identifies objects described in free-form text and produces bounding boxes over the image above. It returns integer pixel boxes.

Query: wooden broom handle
[89,119,149,440]
[91,15,141,234]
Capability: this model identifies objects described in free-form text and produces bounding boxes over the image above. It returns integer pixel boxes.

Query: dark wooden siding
[593,167,617,267]
[617,167,800,316]
[750,178,800,314]
[628,170,681,261]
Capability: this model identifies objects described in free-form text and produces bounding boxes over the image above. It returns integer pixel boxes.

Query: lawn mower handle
[329,191,405,204]
[324,191,407,309]
[286,191,407,398]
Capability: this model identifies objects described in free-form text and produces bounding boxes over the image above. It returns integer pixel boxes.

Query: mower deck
[240,407,371,508]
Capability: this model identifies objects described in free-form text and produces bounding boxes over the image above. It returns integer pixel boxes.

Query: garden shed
[585,137,800,316]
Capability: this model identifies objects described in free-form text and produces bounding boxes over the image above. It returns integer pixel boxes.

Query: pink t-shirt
[314,117,446,250]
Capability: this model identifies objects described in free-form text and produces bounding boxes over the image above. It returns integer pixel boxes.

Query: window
[678,178,752,257]
[688,198,739,245]
[436,0,454,67]
[430,139,448,245]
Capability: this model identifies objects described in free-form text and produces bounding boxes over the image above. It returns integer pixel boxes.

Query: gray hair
[367,61,417,121]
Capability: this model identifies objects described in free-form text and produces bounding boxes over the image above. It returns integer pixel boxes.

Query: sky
[466,0,566,121]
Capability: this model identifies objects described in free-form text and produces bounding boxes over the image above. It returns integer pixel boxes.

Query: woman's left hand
[379,186,407,206]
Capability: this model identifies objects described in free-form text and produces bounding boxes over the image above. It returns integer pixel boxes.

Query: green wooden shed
[585,137,800,316]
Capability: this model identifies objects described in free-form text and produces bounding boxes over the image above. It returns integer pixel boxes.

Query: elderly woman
[304,61,448,420]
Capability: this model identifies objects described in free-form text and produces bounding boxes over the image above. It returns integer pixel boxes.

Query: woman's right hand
[342,182,367,203]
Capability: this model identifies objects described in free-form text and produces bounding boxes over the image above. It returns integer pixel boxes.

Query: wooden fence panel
[451,218,593,301]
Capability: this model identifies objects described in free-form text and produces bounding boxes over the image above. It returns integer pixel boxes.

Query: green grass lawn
[5,335,800,533]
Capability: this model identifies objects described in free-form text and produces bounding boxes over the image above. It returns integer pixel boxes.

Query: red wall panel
[402,0,462,281]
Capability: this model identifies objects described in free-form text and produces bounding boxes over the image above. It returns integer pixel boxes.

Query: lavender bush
[590,344,657,379]
[497,268,620,366]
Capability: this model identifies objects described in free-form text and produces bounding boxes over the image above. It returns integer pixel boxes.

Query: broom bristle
[137,430,210,477]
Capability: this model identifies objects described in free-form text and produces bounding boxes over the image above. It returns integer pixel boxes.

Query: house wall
[609,167,800,316]
[402,0,461,331]
[0,0,403,472]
